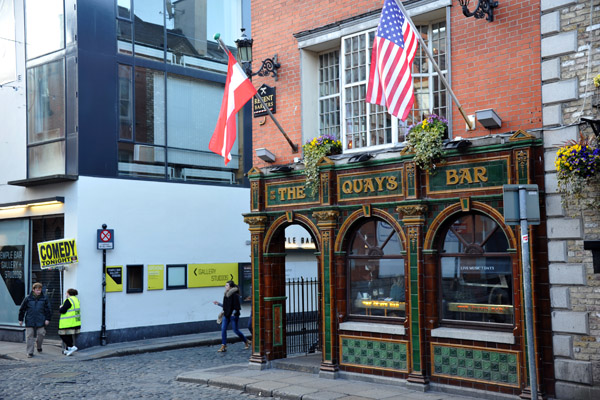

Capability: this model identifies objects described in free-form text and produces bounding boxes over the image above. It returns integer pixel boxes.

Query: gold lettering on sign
[386,176,398,190]
[276,186,307,201]
[446,167,488,185]
[341,176,399,195]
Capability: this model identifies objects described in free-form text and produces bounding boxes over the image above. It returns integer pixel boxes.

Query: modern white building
[0,0,253,348]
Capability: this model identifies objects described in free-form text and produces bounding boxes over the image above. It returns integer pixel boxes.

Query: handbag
[216,310,224,324]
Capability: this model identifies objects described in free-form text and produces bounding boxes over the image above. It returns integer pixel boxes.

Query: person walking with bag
[18,282,52,358]
[213,280,250,352]
[59,288,81,356]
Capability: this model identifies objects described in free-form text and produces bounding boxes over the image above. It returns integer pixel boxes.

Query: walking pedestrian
[18,282,52,358]
[213,280,250,352]
[59,288,81,356]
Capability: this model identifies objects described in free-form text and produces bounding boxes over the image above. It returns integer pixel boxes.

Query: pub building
[244,0,552,397]
[244,133,552,397]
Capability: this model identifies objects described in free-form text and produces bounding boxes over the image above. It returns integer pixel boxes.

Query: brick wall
[250,0,542,168]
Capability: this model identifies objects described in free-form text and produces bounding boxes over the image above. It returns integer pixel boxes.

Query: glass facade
[116,1,246,184]
[439,214,513,326]
[347,219,406,319]
[0,0,17,85]
[318,20,448,151]
[0,219,30,326]
[117,0,242,67]
[26,56,66,177]
[25,0,65,60]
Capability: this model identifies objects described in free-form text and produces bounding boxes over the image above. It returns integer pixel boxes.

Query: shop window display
[439,214,513,326]
[347,219,405,319]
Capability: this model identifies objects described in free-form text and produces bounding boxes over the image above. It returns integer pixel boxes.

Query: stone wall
[541,0,600,398]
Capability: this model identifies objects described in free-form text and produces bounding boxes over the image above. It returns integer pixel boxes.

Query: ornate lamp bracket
[458,0,498,22]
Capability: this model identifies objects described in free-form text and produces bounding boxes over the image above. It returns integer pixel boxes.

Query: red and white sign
[97,229,114,250]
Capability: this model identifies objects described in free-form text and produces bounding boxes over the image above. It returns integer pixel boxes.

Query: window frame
[310,12,450,153]
[437,212,516,331]
[126,264,144,293]
[166,264,187,290]
[346,218,407,323]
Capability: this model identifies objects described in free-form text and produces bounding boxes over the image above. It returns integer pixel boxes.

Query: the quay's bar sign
[253,84,275,117]
[427,156,510,194]
[337,169,403,202]
[265,179,319,208]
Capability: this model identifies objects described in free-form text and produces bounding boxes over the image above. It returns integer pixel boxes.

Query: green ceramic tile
[432,345,518,387]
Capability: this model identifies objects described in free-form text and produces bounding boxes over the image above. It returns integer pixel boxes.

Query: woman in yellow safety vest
[59,288,81,356]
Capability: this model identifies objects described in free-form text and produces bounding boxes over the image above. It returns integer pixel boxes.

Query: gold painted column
[313,210,339,374]
[243,215,268,367]
[397,205,428,386]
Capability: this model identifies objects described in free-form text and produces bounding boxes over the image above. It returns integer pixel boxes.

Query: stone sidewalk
[1,332,511,400]
[176,354,505,400]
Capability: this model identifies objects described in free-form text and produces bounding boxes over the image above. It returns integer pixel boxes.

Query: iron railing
[285,277,320,355]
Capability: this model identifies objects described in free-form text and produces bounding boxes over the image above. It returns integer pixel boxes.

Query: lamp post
[235,29,281,81]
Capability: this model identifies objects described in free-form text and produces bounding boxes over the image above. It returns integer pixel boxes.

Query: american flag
[366,0,418,121]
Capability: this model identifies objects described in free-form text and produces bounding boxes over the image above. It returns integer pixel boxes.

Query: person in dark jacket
[18,282,52,358]
[213,280,250,353]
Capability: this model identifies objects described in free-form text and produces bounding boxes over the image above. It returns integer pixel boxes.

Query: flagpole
[393,0,474,130]
[214,34,299,153]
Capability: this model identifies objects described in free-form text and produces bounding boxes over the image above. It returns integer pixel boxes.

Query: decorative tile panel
[340,336,409,372]
[432,344,520,387]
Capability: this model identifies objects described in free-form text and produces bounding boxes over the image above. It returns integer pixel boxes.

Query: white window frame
[302,2,452,154]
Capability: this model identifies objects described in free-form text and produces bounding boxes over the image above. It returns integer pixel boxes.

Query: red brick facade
[250,0,542,167]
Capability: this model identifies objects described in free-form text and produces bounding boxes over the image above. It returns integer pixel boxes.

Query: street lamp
[235,28,281,81]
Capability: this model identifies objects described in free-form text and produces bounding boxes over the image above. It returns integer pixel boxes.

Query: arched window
[439,213,513,326]
[347,219,405,319]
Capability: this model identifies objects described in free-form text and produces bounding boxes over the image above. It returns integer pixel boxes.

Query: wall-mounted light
[0,196,64,211]
[476,109,502,129]
[256,148,276,163]
[235,29,281,81]
[458,0,498,22]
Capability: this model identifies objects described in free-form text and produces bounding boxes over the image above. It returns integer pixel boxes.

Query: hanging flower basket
[555,134,600,209]
[406,114,448,173]
[302,134,342,197]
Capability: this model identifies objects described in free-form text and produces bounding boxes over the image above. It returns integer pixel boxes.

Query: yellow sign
[188,263,238,288]
[147,264,164,290]
[106,266,123,292]
[37,238,78,269]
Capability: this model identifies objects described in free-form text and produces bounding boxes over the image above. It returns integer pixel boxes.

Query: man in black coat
[18,282,52,358]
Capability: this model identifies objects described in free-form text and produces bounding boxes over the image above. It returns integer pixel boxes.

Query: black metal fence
[285,277,320,355]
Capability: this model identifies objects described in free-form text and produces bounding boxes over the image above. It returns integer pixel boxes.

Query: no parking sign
[97,229,114,250]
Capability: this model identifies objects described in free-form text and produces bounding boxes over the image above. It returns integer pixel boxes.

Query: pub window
[126,264,143,293]
[347,219,406,319]
[166,264,187,290]
[439,213,514,327]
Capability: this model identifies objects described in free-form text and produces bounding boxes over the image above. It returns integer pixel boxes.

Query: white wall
[65,176,251,332]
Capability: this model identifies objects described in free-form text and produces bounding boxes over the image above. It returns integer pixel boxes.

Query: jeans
[221,314,247,345]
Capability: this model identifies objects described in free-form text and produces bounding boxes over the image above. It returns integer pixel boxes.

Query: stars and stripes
[366,0,418,121]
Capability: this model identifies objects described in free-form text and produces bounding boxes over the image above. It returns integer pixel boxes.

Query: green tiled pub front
[244,134,553,397]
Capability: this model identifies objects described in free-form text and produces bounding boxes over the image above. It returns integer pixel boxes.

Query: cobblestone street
[0,342,261,400]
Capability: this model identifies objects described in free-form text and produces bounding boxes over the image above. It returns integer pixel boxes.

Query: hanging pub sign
[253,84,276,117]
